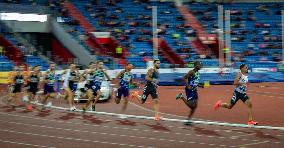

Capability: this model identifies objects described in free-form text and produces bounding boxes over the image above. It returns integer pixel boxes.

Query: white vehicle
[74,80,113,102]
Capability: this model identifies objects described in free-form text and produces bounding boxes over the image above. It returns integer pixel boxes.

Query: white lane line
[0,112,247,140]
[231,133,256,138]
[0,129,148,148]
[1,109,283,145]
[129,101,214,122]
[0,139,55,148]
[0,120,207,146]
[249,90,284,96]
[0,119,272,147]
[0,97,249,135]
[235,141,270,147]
[31,102,284,131]
[224,89,284,100]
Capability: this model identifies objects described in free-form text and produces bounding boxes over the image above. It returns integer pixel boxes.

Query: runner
[41,63,57,110]
[214,64,258,125]
[131,59,161,121]
[26,65,42,111]
[175,61,202,125]
[115,63,138,118]
[82,61,111,112]
[6,65,25,107]
[61,64,80,111]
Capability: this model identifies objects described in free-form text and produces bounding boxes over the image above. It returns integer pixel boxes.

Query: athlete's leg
[122,97,128,113]
[187,101,198,119]
[91,90,102,111]
[220,102,234,109]
[65,87,74,109]
[152,98,160,120]
[83,89,94,111]
[244,99,253,121]
[215,91,238,110]
[115,88,122,104]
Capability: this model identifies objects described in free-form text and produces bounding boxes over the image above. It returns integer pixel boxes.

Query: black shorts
[68,81,78,92]
[44,84,55,94]
[141,85,158,103]
[27,84,39,95]
[230,91,249,106]
[116,87,129,99]
[11,84,22,93]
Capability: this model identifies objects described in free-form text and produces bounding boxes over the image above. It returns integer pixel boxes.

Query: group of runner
[4,59,258,125]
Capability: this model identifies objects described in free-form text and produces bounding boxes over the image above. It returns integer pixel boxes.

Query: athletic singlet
[146,69,159,87]
[235,72,248,94]
[187,71,200,91]
[69,70,79,82]
[29,73,40,84]
[87,70,95,82]
[45,70,55,86]
[92,70,105,86]
[119,71,132,89]
[14,75,24,85]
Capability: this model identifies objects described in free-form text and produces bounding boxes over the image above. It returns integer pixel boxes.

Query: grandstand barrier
[1,67,283,85]
[0,72,9,84]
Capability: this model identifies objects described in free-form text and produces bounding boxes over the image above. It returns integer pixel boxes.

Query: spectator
[172,33,180,40]
[258,43,267,49]
[272,53,281,62]
[144,5,152,10]
[247,15,256,21]
[261,30,270,35]
[162,10,172,14]
[248,10,255,15]
[115,46,123,58]
[0,45,4,55]
[275,10,281,15]
[115,8,123,13]
[248,44,255,49]
[256,4,268,12]
[263,23,271,28]
[263,36,270,42]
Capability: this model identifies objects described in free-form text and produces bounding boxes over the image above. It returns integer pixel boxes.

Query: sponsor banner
[91,32,110,44]
[3,67,274,84]
[0,13,47,22]
[0,72,10,84]
[277,63,284,72]
[252,68,277,73]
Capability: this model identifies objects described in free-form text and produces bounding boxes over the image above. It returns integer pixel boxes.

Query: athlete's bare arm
[103,69,111,81]
[233,73,243,86]
[184,70,194,89]
[145,68,156,83]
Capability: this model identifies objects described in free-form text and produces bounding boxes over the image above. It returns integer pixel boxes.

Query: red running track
[0,82,283,148]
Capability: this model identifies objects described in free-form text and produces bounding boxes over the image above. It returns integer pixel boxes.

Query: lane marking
[0,129,149,148]
[0,139,55,148]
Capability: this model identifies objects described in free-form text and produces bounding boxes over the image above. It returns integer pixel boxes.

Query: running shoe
[26,105,33,111]
[45,102,52,108]
[82,107,86,113]
[92,105,96,111]
[214,100,222,111]
[131,91,139,99]
[248,120,258,125]
[154,115,161,121]
[69,106,77,111]
[184,120,193,126]
[176,93,183,100]
[22,95,29,102]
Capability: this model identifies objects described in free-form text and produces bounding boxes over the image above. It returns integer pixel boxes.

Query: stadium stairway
[0,35,23,66]
[63,1,128,66]
[157,38,185,67]
[51,37,76,65]
[178,5,219,58]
